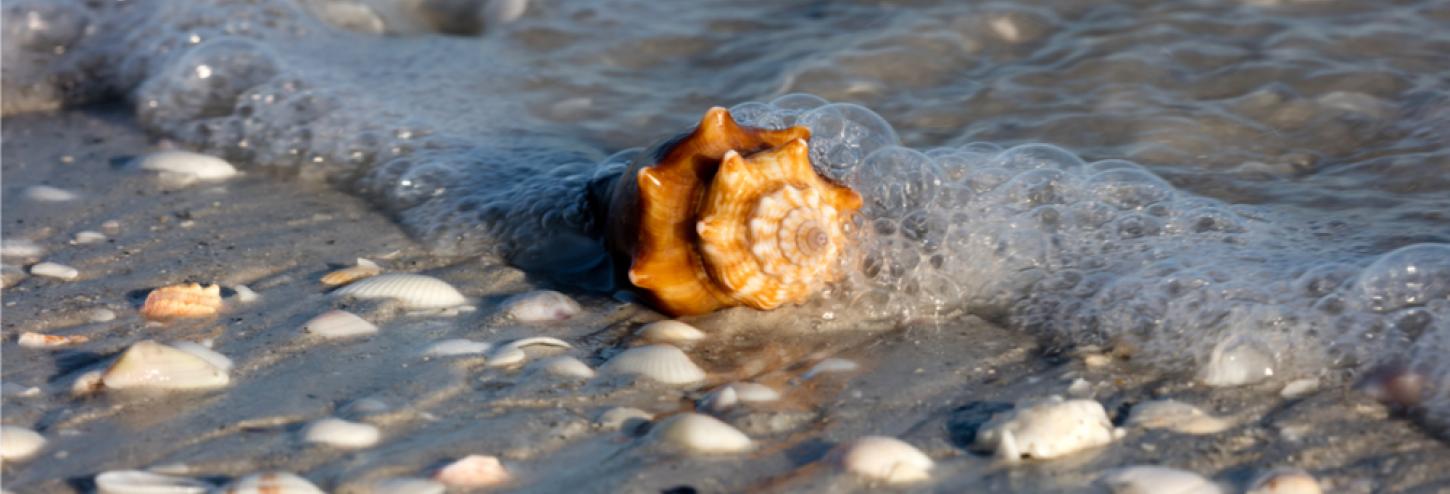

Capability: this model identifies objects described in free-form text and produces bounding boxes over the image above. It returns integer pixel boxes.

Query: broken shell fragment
[231,285,260,304]
[835,436,934,484]
[95,470,212,494]
[136,150,238,182]
[636,320,706,344]
[651,413,753,454]
[320,258,381,286]
[434,455,512,489]
[302,417,380,449]
[301,310,378,339]
[140,283,223,321]
[0,425,46,462]
[334,273,467,309]
[30,261,79,280]
[18,331,90,348]
[219,471,323,494]
[1126,400,1234,435]
[601,344,706,385]
[101,340,230,390]
[1247,468,1321,494]
[1098,466,1223,494]
[973,396,1120,462]
[502,290,581,322]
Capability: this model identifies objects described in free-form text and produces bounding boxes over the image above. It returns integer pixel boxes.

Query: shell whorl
[607,108,862,316]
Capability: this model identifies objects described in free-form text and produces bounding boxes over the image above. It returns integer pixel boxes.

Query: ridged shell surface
[140,283,222,321]
[95,470,212,494]
[102,340,230,390]
[600,344,706,385]
[836,436,935,484]
[219,472,324,494]
[301,310,378,338]
[651,413,752,454]
[334,273,467,309]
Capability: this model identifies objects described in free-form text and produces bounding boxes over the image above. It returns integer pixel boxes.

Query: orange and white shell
[607,107,862,316]
[139,283,223,321]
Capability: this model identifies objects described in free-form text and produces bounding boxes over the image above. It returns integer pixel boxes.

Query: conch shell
[605,107,862,316]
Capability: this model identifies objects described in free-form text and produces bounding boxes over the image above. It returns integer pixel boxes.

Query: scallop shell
[1126,400,1234,435]
[18,331,90,348]
[301,309,378,339]
[606,107,861,316]
[1098,466,1223,494]
[1247,468,1321,494]
[651,413,753,454]
[320,258,381,286]
[218,472,324,494]
[600,344,706,385]
[30,261,79,280]
[95,470,212,494]
[0,425,46,462]
[973,396,1120,462]
[434,455,512,489]
[140,283,222,321]
[302,417,380,449]
[333,273,467,309]
[834,436,935,484]
[635,320,706,344]
[101,340,230,390]
[136,150,238,182]
[502,290,581,322]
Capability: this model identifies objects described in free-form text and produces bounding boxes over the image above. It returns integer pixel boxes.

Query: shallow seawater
[3,0,1450,487]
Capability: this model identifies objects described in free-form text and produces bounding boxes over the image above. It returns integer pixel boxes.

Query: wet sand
[3,106,1449,493]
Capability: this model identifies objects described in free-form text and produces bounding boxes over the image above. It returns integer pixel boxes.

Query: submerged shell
[1098,466,1223,494]
[0,425,45,461]
[651,413,753,454]
[18,331,90,348]
[334,273,467,309]
[537,356,595,379]
[502,290,581,322]
[974,396,1119,462]
[803,358,859,379]
[600,344,706,385]
[835,436,935,484]
[423,338,492,357]
[434,455,512,489]
[366,478,444,494]
[102,340,230,390]
[636,320,706,344]
[1126,400,1234,435]
[30,261,79,280]
[320,258,381,286]
[301,310,378,338]
[219,472,323,494]
[1200,335,1275,387]
[140,283,223,321]
[302,417,380,449]
[95,470,212,494]
[136,150,238,181]
[610,107,861,316]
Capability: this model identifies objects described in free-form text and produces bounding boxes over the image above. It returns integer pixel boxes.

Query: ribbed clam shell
[95,470,212,494]
[836,436,935,484]
[334,274,467,309]
[136,150,238,181]
[635,320,706,344]
[502,290,581,322]
[601,344,706,385]
[651,413,752,454]
[974,396,1119,462]
[140,283,222,321]
[434,455,511,488]
[301,310,378,338]
[102,340,230,390]
[0,425,45,461]
[219,472,324,494]
[537,356,595,379]
[302,417,380,449]
[320,258,381,286]
[1098,466,1223,494]
[1126,400,1234,435]
[30,261,79,280]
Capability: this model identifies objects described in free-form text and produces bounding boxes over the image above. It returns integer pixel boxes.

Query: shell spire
[606,108,862,316]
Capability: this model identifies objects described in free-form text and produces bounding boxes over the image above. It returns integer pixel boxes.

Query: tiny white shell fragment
[24,185,79,202]
[502,290,581,322]
[538,356,594,379]
[484,346,527,367]
[366,478,444,494]
[601,344,706,385]
[974,396,1119,462]
[303,417,380,449]
[1,238,45,258]
[30,261,79,280]
[231,285,260,304]
[334,274,468,309]
[95,470,212,494]
[136,151,238,182]
[219,471,323,494]
[1127,400,1234,435]
[90,307,118,322]
[596,407,653,431]
[652,413,752,454]
[835,436,934,484]
[423,338,492,357]
[1200,335,1275,387]
[301,310,377,339]
[102,340,230,390]
[636,320,706,344]
[72,230,108,244]
[0,425,45,461]
[1280,378,1320,399]
[1247,468,1322,494]
[803,358,859,379]
[435,455,512,488]
[1098,466,1223,494]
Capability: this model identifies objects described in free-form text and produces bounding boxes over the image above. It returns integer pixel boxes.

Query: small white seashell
[502,290,581,322]
[731,382,781,402]
[18,331,90,348]
[24,185,79,202]
[803,358,859,380]
[231,285,260,304]
[484,346,527,367]
[170,341,234,372]
[974,396,1119,462]
[334,274,468,309]
[366,478,444,494]
[481,0,529,27]
[1200,335,1275,387]
[1,238,45,258]
[699,385,739,413]
[538,356,595,379]
[219,471,323,494]
[136,151,238,182]
[0,425,46,461]
[1126,400,1234,435]
[95,470,212,494]
[1098,466,1223,494]
[1280,378,1320,399]
[434,455,512,489]
[302,417,380,449]
[90,307,118,322]
[30,261,79,280]
[596,407,653,431]
[1246,468,1321,494]
[102,340,230,390]
[601,344,706,385]
[72,230,108,245]
[651,413,753,454]
[636,320,706,344]
[423,338,492,357]
[300,310,377,339]
[835,436,934,484]
[1083,353,1113,368]
[1067,378,1093,398]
